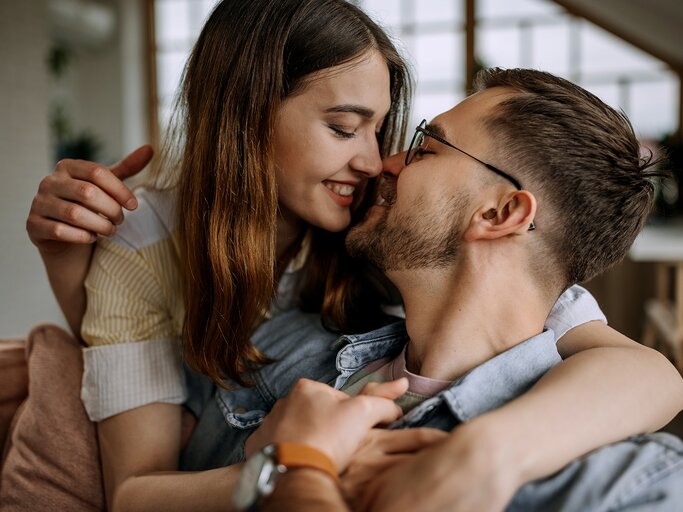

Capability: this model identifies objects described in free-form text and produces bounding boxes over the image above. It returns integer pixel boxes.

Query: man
[238,68,683,511]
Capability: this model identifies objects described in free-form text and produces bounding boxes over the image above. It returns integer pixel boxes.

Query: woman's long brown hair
[154,0,411,386]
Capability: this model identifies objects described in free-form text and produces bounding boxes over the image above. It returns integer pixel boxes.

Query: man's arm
[361,321,683,512]
[244,378,408,512]
[26,147,151,336]
[262,469,349,512]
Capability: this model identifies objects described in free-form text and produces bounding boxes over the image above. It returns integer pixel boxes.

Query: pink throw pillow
[0,339,28,454]
[0,325,104,511]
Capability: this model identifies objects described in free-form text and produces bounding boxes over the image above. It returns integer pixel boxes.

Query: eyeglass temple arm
[483,163,523,191]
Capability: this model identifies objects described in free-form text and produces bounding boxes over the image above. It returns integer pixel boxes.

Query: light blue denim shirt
[333,321,683,511]
[333,322,562,431]
[181,307,683,511]
[181,309,340,469]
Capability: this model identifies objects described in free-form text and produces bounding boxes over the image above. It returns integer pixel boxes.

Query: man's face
[346,88,510,271]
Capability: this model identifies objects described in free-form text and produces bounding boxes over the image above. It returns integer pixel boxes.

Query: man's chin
[346,224,377,259]
[357,203,388,229]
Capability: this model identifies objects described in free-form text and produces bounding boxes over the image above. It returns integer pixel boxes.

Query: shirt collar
[395,329,561,426]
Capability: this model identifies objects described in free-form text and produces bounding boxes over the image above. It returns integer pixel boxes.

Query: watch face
[232,450,269,510]
[232,445,283,511]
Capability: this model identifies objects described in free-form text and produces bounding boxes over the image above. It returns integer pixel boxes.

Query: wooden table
[630,223,683,372]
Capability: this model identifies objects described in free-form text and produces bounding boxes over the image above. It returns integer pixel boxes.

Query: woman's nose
[350,138,383,177]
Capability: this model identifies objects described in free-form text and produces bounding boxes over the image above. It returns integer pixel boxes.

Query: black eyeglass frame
[406,119,524,190]
[405,119,535,230]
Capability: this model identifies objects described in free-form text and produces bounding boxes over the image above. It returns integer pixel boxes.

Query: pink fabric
[0,324,104,511]
[0,340,28,455]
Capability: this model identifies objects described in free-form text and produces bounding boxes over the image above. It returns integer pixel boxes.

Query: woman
[26,0,683,510]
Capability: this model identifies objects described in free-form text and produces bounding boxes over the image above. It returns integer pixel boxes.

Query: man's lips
[375,176,396,206]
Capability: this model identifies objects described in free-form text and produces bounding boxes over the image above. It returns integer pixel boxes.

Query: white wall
[0,0,65,337]
[0,0,148,337]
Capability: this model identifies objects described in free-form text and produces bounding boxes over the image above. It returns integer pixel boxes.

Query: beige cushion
[0,325,104,511]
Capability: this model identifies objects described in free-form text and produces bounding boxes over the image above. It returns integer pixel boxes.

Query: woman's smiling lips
[323,180,357,207]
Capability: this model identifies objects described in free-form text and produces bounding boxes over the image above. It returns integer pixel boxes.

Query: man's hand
[340,427,447,509]
[360,419,517,512]
[245,378,407,473]
[27,145,153,253]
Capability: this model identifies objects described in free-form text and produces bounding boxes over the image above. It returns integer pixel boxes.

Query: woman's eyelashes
[328,123,356,139]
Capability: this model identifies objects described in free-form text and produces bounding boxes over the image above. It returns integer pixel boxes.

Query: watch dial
[232,450,268,510]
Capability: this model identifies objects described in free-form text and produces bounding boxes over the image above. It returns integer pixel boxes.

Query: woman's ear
[465,190,536,241]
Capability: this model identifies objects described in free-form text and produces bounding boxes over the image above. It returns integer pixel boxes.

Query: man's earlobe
[506,190,537,235]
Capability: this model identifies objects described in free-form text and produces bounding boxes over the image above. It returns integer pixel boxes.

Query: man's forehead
[429,87,514,141]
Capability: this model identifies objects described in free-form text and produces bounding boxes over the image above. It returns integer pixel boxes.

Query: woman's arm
[26,147,151,336]
[99,403,242,512]
[362,321,683,512]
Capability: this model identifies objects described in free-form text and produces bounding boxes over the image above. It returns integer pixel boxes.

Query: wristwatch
[232,442,338,511]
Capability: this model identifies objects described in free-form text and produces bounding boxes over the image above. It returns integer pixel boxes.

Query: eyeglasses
[406,119,524,190]
[405,119,535,230]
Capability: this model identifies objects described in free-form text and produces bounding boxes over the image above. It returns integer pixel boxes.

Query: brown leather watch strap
[276,443,339,483]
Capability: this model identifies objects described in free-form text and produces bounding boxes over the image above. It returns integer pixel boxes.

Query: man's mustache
[377,175,397,206]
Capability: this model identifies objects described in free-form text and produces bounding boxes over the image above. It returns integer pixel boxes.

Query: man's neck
[387,249,553,381]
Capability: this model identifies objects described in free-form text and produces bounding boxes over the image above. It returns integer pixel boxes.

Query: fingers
[26,215,97,244]
[292,378,404,427]
[37,195,119,237]
[367,428,448,454]
[110,145,154,182]
[42,173,127,225]
[55,158,138,210]
[349,395,404,428]
[27,150,150,250]
[359,378,409,400]
[340,453,413,506]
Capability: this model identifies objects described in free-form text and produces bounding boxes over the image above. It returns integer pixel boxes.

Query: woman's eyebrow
[324,104,375,118]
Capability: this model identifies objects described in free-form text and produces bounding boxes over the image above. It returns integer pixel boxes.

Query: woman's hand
[27,145,153,254]
[340,427,446,509]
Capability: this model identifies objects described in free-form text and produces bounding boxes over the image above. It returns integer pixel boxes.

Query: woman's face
[273,50,392,233]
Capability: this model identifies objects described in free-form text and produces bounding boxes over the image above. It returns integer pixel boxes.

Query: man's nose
[381,151,407,177]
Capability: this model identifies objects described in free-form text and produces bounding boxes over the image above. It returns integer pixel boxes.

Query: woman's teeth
[324,182,355,197]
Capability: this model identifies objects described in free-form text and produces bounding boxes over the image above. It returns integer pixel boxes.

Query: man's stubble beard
[346,194,469,272]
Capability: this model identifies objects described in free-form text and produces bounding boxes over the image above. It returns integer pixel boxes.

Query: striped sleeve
[81,190,186,421]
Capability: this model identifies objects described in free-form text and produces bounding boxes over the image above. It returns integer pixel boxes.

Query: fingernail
[125,198,137,210]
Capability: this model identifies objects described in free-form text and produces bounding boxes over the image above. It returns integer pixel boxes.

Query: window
[151,0,679,143]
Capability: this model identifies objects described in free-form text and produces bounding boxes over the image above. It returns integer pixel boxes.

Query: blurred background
[1,0,682,384]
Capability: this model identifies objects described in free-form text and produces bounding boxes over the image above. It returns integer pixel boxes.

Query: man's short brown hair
[474,68,665,289]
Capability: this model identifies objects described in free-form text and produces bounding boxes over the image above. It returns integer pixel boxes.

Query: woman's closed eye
[328,124,356,139]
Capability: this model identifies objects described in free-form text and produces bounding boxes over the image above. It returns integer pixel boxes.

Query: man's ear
[465,190,536,241]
